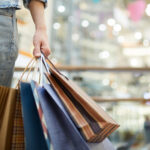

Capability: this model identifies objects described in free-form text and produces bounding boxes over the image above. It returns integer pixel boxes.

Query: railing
[14,66,150,103]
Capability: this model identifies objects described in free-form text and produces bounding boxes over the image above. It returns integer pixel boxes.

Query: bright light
[57,5,66,13]
[113,24,122,32]
[53,23,61,30]
[145,4,150,16]
[107,18,116,26]
[99,51,110,59]
[99,24,106,31]
[117,36,125,43]
[143,40,149,47]
[134,32,142,40]
[81,20,89,28]
[130,58,139,67]
[144,92,150,99]
[102,79,110,86]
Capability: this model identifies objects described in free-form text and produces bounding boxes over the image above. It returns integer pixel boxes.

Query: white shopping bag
[87,139,116,150]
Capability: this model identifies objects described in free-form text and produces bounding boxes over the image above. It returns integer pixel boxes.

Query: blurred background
[13,0,150,149]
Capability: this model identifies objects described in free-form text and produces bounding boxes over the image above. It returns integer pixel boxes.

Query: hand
[33,28,51,58]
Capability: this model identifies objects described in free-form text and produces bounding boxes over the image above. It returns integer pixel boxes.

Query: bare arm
[29,0,50,57]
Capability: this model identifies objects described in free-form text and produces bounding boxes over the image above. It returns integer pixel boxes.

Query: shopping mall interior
[13,0,150,149]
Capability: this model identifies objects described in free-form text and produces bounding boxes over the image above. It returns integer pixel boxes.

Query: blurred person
[144,115,150,144]
[0,0,50,87]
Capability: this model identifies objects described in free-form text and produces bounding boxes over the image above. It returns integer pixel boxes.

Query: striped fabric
[0,86,21,150]
[11,90,25,150]
[30,81,51,150]
[0,86,9,126]
[46,60,120,143]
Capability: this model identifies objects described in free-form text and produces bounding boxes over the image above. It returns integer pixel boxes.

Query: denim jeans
[0,8,18,87]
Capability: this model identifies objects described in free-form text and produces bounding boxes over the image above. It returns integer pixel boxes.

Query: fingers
[41,41,51,57]
[33,31,51,58]
[33,41,41,58]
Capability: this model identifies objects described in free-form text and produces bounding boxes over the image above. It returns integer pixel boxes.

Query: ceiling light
[99,51,110,59]
[144,92,150,99]
[81,20,89,28]
[99,24,106,31]
[107,18,116,26]
[130,58,139,67]
[113,24,122,32]
[102,79,110,86]
[145,4,150,16]
[53,23,61,30]
[134,32,142,40]
[57,5,66,13]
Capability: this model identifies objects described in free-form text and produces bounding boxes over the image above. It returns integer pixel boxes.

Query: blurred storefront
[14,0,150,149]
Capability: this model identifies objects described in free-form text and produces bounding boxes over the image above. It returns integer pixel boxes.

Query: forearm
[29,0,46,31]
[28,0,50,57]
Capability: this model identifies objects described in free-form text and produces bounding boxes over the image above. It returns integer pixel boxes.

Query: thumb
[33,42,41,58]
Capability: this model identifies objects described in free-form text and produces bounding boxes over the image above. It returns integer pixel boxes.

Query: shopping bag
[87,138,116,150]
[0,57,40,150]
[20,82,49,150]
[30,81,51,150]
[0,86,24,150]
[31,80,90,150]
[11,90,25,150]
[44,57,119,143]
[18,58,51,150]
[0,86,17,150]
[11,57,40,150]
[44,83,116,150]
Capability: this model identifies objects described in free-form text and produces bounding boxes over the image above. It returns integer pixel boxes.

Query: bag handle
[37,53,51,86]
[41,53,69,80]
[15,57,37,88]
[41,53,50,74]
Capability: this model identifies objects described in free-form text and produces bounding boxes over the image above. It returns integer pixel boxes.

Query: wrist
[36,25,47,31]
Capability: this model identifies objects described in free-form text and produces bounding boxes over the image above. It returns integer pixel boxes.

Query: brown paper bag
[0,58,38,150]
[0,86,24,150]
[11,90,25,150]
[45,60,119,143]
[0,86,17,150]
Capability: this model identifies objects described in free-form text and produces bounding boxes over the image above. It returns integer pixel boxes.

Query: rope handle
[15,57,36,89]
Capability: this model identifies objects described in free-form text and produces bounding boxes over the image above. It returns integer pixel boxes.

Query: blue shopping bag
[31,80,90,150]
[20,82,49,150]
[44,83,116,150]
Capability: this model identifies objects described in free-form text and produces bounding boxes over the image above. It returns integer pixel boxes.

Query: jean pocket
[0,8,13,17]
